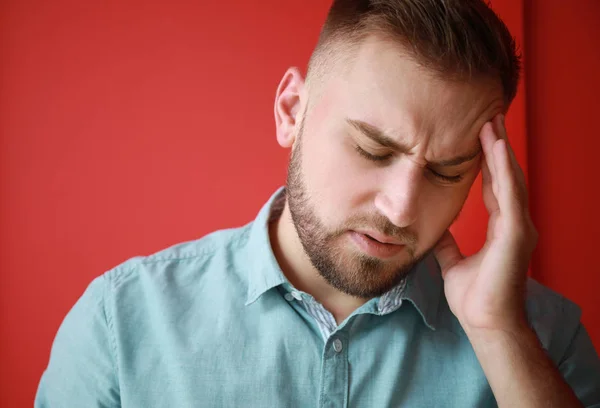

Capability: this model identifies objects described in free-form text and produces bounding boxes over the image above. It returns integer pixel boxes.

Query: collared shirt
[36,188,600,407]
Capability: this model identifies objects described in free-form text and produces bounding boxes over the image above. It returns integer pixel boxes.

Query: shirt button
[284,293,294,302]
[333,338,343,353]
[291,291,303,301]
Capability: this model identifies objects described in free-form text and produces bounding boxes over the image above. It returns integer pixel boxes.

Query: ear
[274,67,305,148]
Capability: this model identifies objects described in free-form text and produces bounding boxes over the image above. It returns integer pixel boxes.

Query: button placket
[318,333,349,408]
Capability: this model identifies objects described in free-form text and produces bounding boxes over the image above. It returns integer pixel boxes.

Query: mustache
[334,214,418,245]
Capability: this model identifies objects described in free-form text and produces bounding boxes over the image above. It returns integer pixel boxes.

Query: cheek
[416,182,472,246]
[420,162,479,216]
[300,132,370,224]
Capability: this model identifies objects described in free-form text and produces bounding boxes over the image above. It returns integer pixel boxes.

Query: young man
[36,1,600,407]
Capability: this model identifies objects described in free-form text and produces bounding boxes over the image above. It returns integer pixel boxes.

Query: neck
[269,202,367,324]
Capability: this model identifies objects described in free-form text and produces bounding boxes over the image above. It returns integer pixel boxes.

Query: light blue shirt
[36,188,600,407]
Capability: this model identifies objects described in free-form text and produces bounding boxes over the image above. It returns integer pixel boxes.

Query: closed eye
[355,145,393,162]
[356,144,465,183]
[428,169,463,183]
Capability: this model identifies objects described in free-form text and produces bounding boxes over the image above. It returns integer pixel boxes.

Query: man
[36,0,600,407]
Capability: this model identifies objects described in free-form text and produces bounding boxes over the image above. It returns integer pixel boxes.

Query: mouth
[348,231,405,259]
[353,229,404,245]
[364,234,385,244]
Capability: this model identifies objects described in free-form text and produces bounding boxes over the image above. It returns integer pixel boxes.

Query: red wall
[0,2,328,405]
[0,1,596,406]
[525,0,600,349]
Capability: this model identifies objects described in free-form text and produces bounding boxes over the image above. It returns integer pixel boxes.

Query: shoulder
[525,278,581,318]
[524,278,582,360]
[101,222,254,295]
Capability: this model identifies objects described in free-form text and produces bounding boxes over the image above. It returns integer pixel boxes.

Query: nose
[374,160,421,228]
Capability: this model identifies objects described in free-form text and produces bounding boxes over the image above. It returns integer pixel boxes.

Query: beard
[285,118,428,299]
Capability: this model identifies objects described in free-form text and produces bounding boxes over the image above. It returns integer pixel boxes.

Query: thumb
[433,230,464,279]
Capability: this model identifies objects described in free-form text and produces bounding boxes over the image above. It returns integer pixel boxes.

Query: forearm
[467,324,583,408]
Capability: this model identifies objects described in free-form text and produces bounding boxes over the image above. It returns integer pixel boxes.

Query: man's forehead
[345,82,501,154]
[335,36,505,121]
[308,38,504,160]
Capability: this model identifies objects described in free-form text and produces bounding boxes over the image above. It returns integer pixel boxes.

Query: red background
[1,1,598,406]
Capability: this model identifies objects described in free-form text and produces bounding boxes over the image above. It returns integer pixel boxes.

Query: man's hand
[434,114,537,335]
[433,114,583,407]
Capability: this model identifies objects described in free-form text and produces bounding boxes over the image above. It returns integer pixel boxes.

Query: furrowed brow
[429,148,481,167]
[347,118,481,167]
[347,119,411,153]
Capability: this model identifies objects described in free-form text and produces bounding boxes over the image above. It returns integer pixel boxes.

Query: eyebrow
[347,118,481,167]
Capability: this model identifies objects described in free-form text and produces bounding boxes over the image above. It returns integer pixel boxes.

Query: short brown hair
[307,0,521,105]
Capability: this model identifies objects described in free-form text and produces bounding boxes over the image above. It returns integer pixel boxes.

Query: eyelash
[354,145,393,162]
[354,145,464,183]
[430,172,464,183]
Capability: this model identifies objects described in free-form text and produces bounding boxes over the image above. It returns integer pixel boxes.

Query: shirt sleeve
[558,317,600,407]
[35,274,121,408]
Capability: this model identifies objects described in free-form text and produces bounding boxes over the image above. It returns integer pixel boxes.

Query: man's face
[285,36,504,299]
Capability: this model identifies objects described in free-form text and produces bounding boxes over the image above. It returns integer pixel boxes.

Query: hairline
[306,31,508,109]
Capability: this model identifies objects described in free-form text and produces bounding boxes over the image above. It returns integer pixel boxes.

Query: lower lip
[348,231,405,259]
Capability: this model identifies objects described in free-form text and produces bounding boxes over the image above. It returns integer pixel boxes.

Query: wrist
[463,317,534,347]
[459,301,529,339]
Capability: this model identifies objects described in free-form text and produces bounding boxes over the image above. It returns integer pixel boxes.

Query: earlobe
[274,67,305,148]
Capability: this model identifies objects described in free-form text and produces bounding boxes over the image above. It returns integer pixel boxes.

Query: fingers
[433,230,464,279]
[480,114,529,210]
[480,135,500,216]
[493,115,519,171]
[493,115,528,207]
[479,114,536,252]
[480,122,500,199]
[492,138,521,219]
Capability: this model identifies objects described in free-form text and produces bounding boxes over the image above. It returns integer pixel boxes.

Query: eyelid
[354,145,393,161]
[428,168,464,183]
[355,143,465,183]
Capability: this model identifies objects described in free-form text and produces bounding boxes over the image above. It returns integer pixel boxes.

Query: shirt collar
[244,187,443,330]
[401,252,443,330]
[244,188,289,306]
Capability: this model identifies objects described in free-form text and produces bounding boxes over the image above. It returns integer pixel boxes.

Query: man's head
[274,0,519,298]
